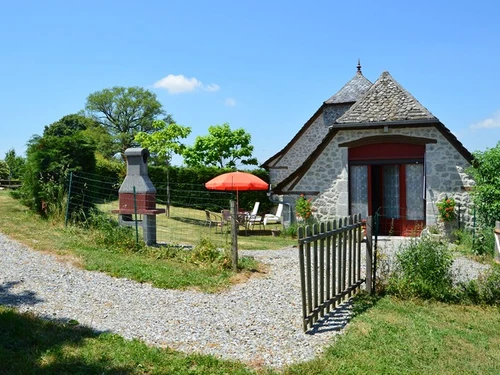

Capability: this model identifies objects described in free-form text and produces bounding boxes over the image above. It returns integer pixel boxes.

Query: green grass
[0,306,258,375]
[96,200,296,251]
[284,294,500,375]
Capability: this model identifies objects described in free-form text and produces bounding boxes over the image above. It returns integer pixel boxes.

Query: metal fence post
[133,186,139,245]
[64,171,73,226]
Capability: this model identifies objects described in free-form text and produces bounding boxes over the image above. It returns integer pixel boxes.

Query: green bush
[468,141,500,227]
[387,237,455,301]
[83,209,142,253]
[472,226,495,256]
[189,238,231,270]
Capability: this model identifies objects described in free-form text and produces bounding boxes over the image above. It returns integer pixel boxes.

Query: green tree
[20,116,96,217]
[469,141,500,227]
[4,149,25,179]
[43,113,115,158]
[135,120,191,165]
[0,160,9,179]
[85,86,165,158]
[183,123,258,168]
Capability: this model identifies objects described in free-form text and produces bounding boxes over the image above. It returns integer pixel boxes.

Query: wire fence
[65,171,236,248]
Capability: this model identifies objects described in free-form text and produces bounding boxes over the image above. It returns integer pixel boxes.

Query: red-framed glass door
[349,163,425,236]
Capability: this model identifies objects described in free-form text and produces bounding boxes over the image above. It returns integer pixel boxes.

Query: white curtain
[406,164,424,220]
[383,165,400,218]
[350,165,368,218]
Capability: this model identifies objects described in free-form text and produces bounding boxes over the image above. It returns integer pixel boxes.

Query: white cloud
[470,111,500,130]
[204,83,220,92]
[225,98,236,107]
[153,74,220,94]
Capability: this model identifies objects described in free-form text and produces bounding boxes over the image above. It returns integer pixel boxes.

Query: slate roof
[336,71,437,124]
[324,72,372,104]
[262,66,371,168]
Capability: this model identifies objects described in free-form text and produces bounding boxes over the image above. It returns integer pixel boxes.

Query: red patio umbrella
[205,171,269,208]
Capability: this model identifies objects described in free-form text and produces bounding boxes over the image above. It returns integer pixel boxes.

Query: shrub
[83,209,142,253]
[436,196,456,222]
[387,237,455,301]
[281,223,299,238]
[189,238,231,270]
[459,264,500,306]
[472,226,495,257]
[295,194,313,221]
[468,141,500,227]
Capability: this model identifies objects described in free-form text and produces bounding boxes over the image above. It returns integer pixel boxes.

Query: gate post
[365,216,373,294]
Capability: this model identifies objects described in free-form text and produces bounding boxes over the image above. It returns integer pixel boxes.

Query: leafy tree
[183,123,258,168]
[469,141,500,227]
[85,86,166,158]
[20,116,96,217]
[42,113,115,158]
[0,160,9,179]
[135,120,191,165]
[4,149,25,179]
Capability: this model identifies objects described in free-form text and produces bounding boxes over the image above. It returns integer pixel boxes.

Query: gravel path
[0,233,351,369]
[0,233,489,369]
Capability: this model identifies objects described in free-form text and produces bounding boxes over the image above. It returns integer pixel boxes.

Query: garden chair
[205,209,223,233]
[263,203,283,227]
[247,202,263,231]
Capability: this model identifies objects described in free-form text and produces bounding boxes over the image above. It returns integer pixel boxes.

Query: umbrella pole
[230,199,238,272]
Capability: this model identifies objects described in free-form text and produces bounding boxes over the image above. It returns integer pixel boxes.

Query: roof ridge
[336,71,437,124]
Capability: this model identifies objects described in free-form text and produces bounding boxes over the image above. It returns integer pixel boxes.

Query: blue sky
[2,0,499,167]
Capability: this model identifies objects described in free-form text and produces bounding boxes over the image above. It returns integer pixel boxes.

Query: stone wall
[268,104,350,185]
[284,126,474,229]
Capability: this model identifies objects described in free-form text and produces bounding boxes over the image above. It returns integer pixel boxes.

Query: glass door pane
[350,165,368,218]
[406,164,424,220]
[383,165,399,218]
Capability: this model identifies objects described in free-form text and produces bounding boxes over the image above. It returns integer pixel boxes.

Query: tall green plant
[468,141,500,227]
[387,237,455,301]
[20,120,96,217]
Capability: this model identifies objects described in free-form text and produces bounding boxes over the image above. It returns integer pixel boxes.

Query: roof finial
[357,58,362,75]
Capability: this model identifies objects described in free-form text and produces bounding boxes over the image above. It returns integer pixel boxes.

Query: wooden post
[230,200,238,272]
[365,216,373,294]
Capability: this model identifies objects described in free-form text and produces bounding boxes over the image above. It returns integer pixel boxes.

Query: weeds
[387,237,455,301]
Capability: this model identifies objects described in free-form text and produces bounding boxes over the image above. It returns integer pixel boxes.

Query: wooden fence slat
[342,217,348,294]
[348,215,353,297]
[305,225,313,329]
[319,222,325,317]
[298,226,307,332]
[325,221,331,313]
[331,219,337,309]
[313,224,319,321]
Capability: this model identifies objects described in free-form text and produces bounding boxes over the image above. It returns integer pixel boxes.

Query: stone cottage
[262,62,474,235]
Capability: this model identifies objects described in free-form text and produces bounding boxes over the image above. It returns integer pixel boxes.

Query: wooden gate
[298,214,374,331]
